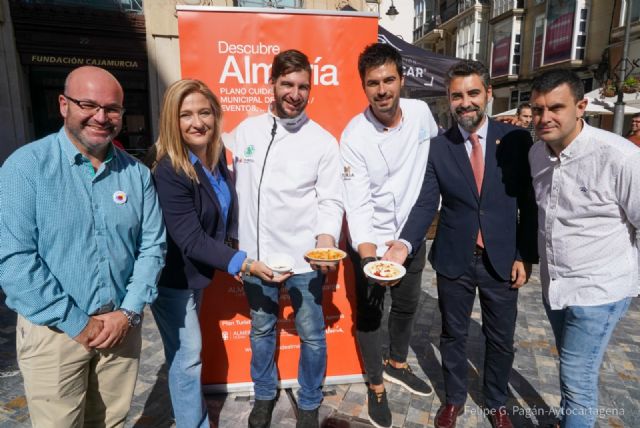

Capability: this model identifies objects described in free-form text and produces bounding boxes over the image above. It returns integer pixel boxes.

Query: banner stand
[177,6,378,392]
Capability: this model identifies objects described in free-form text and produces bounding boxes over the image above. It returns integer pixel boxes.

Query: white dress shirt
[227,110,343,274]
[529,121,640,309]
[458,116,489,158]
[340,98,439,257]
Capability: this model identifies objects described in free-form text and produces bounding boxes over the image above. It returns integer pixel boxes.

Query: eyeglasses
[63,94,126,119]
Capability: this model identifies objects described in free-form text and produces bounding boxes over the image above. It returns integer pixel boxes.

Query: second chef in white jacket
[225,49,343,428]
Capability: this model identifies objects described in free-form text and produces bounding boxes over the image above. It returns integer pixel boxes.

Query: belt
[473,245,484,256]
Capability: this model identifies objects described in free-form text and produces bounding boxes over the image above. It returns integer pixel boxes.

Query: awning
[493,97,640,117]
[378,26,460,98]
[584,88,640,106]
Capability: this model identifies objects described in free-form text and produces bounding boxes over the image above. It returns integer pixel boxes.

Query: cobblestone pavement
[1,244,639,427]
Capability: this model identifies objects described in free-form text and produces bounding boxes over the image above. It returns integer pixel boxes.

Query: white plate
[304,248,347,262]
[363,260,406,282]
[265,253,295,274]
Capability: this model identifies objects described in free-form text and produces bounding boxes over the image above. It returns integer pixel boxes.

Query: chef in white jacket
[340,43,439,428]
[226,49,343,428]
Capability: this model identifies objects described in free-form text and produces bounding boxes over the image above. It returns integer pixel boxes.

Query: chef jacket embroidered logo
[113,190,127,205]
[342,165,354,180]
[235,145,256,164]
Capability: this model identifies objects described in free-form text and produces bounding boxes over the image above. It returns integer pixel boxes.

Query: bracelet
[244,258,255,276]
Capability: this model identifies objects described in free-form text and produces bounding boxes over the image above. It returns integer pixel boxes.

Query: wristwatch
[361,256,378,285]
[360,256,377,270]
[119,308,142,328]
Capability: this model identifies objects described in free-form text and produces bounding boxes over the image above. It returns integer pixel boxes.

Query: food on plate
[305,248,346,261]
[266,253,295,274]
[368,261,402,278]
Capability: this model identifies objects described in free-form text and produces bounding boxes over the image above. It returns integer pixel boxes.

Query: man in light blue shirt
[0,66,166,427]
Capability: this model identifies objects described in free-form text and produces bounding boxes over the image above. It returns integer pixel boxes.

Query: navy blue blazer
[153,155,240,289]
[400,119,538,281]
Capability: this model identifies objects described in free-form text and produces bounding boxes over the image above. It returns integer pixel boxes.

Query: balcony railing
[413,19,437,41]
[440,1,458,23]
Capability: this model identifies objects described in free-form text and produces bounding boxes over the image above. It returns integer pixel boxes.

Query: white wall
[378,0,415,42]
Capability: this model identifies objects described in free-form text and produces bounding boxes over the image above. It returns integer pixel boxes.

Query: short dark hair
[270,49,311,82]
[444,60,490,90]
[517,102,532,115]
[633,112,640,119]
[531,69,584,102]
[357,43,403,83]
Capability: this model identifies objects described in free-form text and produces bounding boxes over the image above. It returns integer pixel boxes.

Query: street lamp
[386,0,399,17]
[613,0,632,135]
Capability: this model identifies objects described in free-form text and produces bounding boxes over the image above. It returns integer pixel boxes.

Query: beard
[273,96,307,119]
[454,105,485,131]
[65,118,118,157]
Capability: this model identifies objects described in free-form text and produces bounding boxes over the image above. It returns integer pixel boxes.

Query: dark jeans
[349,242,426,385]
[437,249,518,409]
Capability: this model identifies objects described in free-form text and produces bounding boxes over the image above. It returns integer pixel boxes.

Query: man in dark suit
[385,60,537,428]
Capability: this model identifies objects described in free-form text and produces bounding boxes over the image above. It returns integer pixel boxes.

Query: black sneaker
[367,388,392,428]
[382,362,433,396]
[248,398,276,428]
[296,407,319,428]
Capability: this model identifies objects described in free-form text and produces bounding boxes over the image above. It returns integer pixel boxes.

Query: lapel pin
[496,139,501,145]
[113,190,127,205]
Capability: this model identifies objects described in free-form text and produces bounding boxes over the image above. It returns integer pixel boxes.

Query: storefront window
[15,0,143,13]
[630,0,640,23]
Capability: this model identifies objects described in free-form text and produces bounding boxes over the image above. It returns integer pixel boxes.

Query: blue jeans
[151,287,209,428]
[544,297,631,428]
[243,271,327,410]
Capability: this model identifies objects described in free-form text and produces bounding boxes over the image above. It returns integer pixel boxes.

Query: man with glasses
[0,66,166,427]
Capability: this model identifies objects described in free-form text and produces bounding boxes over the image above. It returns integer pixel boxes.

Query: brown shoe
[434,404,464,428]
[488,407,513,428]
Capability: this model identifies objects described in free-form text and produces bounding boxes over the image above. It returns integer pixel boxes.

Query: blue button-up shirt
[0,128,166,338]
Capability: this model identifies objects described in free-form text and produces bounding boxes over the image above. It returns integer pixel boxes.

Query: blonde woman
[150,79,286,427]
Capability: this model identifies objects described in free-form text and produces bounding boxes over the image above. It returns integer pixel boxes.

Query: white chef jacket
[340,98,439,257]
[227,110,343,274]
[529,121,640,309]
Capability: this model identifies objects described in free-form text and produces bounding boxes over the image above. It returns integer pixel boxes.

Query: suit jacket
[400,119,538,281]
[153,155,240,289]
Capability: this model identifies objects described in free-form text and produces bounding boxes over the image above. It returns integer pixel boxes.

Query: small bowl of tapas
[265,253,295,275]
[363,260,406,283]
[304,248,347,263]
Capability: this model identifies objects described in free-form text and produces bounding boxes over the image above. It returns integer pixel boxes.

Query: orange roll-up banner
[177,6,378,391]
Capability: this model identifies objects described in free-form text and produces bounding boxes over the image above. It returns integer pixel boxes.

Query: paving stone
[1,244,639,427]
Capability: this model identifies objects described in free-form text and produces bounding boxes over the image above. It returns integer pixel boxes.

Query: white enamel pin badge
[113,190,127,205]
